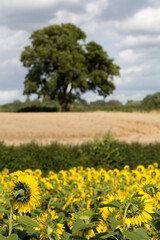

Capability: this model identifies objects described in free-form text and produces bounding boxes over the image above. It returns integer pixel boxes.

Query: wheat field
[0,111,160,145]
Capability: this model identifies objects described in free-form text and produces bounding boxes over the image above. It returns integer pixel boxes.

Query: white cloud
[49,0,108,27]
[118,49,143,64]
[0,0,160,106]
[0,90,21,101]
[121,65,146,74]
[2,0,81,11]
[0,58,20,68]
[85,0,109,15]
[148,0,160,4]
[116,35,160,49]
[113,76,122,86]
[49,10,87,25]
[117,7,160,32]
[0,27,28,52]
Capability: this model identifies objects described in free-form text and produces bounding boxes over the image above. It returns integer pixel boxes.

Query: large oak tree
[21,23,120,111]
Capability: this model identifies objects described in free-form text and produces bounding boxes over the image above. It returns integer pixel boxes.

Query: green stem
[151,187,156,208]
[8,201,13,236]
[112,236,119,240]
[123,203,133,240]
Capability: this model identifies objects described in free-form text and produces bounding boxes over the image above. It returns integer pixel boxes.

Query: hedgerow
[0,136,160,174]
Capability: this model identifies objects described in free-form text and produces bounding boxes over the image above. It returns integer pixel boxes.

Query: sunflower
[68,211,97,239]
[120,195,154,229]
[39,209,64,240]
[61,193,74,210]
[137,181,160,207]
[11,173,40,213]
[34,169,42,177]
[100,193,125,217]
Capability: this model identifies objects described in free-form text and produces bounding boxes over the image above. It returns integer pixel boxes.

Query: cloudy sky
[0,0,160,105]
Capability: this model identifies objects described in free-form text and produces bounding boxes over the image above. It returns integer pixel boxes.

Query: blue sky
[0,0,160,104]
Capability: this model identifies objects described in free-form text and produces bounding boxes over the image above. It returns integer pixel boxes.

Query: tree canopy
[142,92,160,110]
[21,23,120,111]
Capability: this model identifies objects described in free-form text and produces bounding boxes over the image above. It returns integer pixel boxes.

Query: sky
[0,0,160,105]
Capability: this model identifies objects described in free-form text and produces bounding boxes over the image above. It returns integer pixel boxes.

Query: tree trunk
[61,101,70,112]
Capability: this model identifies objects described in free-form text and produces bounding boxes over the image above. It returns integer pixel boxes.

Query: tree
[20,23,120,111]
[142,92,160,110]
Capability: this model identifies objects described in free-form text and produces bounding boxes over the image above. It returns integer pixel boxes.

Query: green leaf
[123,227,151,240]
[6,234,18,240]
[91,231,119,239]
[72,218,87,234]
[132,194,144,198]
[62,231,72,240]
[90,231,110,239]
[0,205,8,214]
[102,200,121,208]
[153,209,160,215]
[70,237,87,240]
[100,232,119,239]
[0,234,6,240]
[25,226,38,235]
[18,215,40,228]
[108,216,118,230]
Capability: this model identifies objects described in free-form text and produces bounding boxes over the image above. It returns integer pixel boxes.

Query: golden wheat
[0,111,160,145]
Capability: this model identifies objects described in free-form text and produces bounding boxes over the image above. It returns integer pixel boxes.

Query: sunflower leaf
[0,234,6,240]
[62,231,72,240]
[18,216,40,228]
[108,216,118,230]
[6,234,18,240]
[72,218,87,234]
[70,237,87,240]
[0,205,8,214]
[132,194,144,198]
[90,231,113,239]
[123,227,151,240]
[101,200,121,208]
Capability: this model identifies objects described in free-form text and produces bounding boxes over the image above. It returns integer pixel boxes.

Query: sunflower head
[39,209,64,240]
[124,198,145,218]
[11,173,40,213]
[13,181,31,203]
[120,195,154,229]
[68,210,97,239]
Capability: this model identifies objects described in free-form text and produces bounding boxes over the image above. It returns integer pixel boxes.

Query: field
[0,111,160,145]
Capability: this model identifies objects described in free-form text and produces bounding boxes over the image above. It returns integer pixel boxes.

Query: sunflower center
[13,181,31,203]
[126,198,144,217]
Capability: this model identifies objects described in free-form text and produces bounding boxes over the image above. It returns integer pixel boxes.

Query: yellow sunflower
[68,211,96,239]
[11,173,40,213]
[120,195,154,230]
[137,181,160,207]
[39,209,64,240]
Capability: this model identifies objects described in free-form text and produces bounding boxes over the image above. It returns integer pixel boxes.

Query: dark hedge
[0,136,160,175]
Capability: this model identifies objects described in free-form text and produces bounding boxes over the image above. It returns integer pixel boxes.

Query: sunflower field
[0,164,160,239]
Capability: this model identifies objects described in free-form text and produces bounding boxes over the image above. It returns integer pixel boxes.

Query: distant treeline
[0,91,160,112]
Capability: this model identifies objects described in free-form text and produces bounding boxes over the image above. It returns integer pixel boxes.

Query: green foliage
[2,91,160,112]
[80,134,122,169]
[0,99,61,112]
[0,136,160,174]
[17,216,40,228]
[123,228,151,240]
[142,92,160,110]
[126,100,141,106]
[20,23,120,111]
[71,99,144,112]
